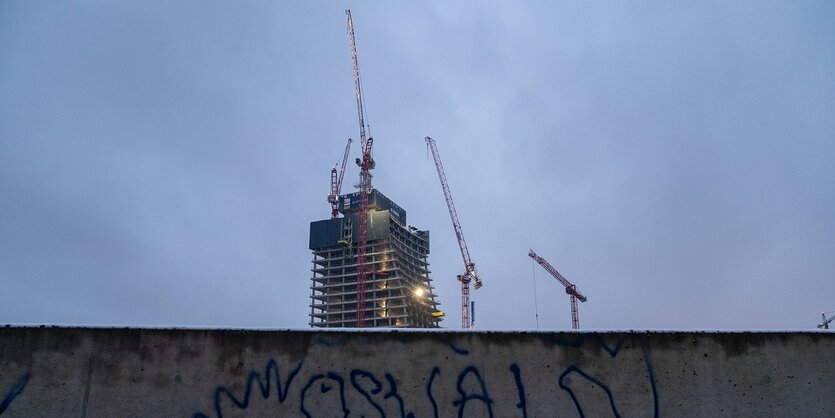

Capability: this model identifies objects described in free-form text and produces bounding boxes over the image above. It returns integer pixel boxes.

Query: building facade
[308,189,442,327]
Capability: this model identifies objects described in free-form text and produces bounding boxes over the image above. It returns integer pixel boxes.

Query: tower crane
[528,250,587,329]
[425,136,483,329]
[818,311,835,330]
[346,10,375,327]
[328,138,352,219]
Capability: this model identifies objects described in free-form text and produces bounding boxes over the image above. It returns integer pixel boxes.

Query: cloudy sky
[1,1,833,330]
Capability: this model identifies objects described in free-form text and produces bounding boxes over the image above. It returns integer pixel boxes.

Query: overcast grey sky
[1,1,833,330]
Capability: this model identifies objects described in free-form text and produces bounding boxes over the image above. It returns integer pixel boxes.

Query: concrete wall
[0,327,832,417]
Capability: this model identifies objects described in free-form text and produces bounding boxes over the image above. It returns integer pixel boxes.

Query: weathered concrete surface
[0,327,832,417]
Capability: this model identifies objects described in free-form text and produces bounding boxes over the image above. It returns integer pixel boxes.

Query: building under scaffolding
[309,189,442,327]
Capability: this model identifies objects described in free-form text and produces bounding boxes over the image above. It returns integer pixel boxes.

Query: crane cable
[531,257,540,329]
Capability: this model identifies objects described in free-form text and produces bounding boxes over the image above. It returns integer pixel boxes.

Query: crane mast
[425,136,483,329]
[346,10,375,327]
[328,138,352,219]
[528,250,587,329]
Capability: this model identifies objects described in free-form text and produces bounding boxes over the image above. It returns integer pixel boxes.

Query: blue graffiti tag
[558,365,621,418]
[193,359,302,418]
[350,369,385,417]
[0,372,30,416]
[509,364,528,418]
[426,367,441,418]
[191,335,659,418]
[452,366,494,418]
[383,373,413,418]
[300,372,349,418]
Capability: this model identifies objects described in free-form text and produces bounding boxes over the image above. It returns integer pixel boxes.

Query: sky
[1,1,833,330]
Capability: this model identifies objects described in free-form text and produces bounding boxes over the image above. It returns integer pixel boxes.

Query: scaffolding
[309,189,442,328]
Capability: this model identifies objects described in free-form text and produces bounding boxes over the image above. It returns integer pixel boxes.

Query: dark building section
[309,189,442,328]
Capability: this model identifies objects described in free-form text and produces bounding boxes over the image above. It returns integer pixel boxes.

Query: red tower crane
[528,250,587,329]
[346,10,375,327]
[328,138,352,219]
[425,136,483,329]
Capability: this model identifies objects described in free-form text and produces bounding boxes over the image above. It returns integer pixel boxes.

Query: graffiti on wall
[0,334,659,417]
[0,372,30,416]
[192,335,659,418]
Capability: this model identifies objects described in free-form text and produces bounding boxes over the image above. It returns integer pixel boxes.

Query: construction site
[2,6,833,416]
[303,10,835,336]
[307,11,486,329]
[306,11,596,331]
[309,188,440,327]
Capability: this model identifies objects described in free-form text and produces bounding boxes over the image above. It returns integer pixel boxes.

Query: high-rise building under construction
[308,189,442,328]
